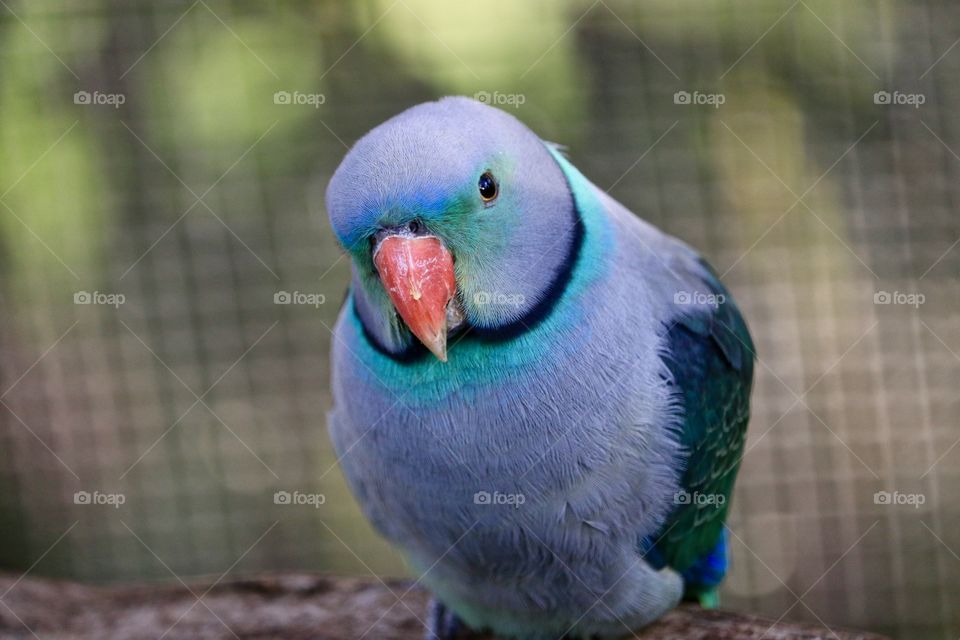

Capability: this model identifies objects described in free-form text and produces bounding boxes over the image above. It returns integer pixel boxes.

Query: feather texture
[326,98,754,639]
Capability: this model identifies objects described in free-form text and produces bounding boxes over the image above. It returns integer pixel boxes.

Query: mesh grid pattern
[0,1,958,638]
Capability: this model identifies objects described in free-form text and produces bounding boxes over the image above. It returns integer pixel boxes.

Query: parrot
[324,97,754,640]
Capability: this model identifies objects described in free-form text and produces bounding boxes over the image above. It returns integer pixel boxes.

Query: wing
[643,256,755,592]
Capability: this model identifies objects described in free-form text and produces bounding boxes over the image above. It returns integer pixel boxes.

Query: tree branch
[0,573,887,639]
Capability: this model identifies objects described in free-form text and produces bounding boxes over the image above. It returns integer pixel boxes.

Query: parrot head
[326,97,577,362]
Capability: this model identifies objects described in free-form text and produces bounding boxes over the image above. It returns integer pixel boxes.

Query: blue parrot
[325,97,754,640]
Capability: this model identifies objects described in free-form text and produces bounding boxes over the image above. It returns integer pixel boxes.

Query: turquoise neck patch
[346,148,613,404]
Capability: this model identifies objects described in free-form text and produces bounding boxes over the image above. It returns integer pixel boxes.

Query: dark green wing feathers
[645,258,755,593]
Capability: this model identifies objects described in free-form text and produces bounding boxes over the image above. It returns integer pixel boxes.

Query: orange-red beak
[372,235,456,361]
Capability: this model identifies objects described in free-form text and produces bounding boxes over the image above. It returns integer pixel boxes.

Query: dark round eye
[478,171,498,202]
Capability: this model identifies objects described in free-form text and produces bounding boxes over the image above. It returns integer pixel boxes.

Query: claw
[425,597,462,640]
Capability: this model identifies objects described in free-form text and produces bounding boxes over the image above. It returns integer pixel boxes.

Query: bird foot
[425,597,463,640]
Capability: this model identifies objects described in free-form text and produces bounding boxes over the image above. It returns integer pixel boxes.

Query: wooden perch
[0,573,887,640]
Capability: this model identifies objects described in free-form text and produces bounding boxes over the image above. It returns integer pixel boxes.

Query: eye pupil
[478,171,498,201]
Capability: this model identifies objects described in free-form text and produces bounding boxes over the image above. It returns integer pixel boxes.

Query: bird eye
[478,171,498,202]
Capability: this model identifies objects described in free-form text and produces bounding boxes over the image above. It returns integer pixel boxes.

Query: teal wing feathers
[646,257,755,591]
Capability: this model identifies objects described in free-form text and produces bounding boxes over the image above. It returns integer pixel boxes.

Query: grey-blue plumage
[325,97,754,639]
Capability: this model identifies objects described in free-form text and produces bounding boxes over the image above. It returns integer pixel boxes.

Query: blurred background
[0,1,957,638]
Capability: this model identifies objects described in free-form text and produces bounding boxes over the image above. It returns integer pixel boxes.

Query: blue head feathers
[326,97,579,358]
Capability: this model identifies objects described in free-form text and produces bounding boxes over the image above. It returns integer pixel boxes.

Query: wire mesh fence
[0,1,958,638]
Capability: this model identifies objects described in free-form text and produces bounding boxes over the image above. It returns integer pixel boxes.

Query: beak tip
[427,338,448,362]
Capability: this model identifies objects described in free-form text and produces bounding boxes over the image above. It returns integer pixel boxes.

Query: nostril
[372,219,423,251]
